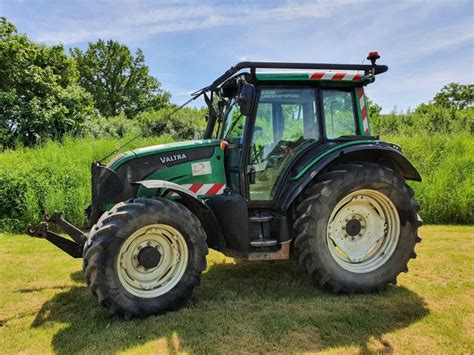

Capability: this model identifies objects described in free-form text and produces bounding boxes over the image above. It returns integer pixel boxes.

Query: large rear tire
[83,197,208,318]
[293,162,422,293]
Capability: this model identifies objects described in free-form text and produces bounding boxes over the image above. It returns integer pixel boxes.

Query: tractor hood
[107,139,221,171]
[89,138,224,225]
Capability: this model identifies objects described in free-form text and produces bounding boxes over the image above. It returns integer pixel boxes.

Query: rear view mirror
[237,83,255,116]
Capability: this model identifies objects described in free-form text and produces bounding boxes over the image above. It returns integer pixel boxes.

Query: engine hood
[107,139,221,171]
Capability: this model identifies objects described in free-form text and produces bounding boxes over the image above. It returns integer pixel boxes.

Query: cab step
[250,239,278,247]
[249,215,273,223]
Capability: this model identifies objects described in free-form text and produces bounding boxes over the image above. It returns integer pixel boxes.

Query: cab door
[248,87,320,201]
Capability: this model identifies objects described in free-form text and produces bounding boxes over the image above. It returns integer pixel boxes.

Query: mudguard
[132,180,226,251]
[278,142,421,211]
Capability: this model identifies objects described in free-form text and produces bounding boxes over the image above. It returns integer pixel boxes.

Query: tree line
[1,17,473,151]
[368,83,473,136]
[0,18,173,149]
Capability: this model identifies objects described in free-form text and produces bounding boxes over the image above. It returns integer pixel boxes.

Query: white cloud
[28,0,366,44]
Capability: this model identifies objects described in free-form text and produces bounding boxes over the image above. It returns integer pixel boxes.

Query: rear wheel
[83,198,208,318]
[293,162,422,293]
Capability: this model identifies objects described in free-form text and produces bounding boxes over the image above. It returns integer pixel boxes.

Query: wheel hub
[137,246,161,269]
[327,189,400,273]
[345,218,362,237]
[116,224,189,298]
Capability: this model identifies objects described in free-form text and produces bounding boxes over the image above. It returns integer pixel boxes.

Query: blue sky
[1,0,473,112]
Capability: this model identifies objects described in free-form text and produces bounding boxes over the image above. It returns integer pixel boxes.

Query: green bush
[79,107,208,140]
[139,107,207,140]
[0,135,173,231]
[81,113,142,138]
[370,105,473,137]
[385,133,474,224]
[0,132,472,232]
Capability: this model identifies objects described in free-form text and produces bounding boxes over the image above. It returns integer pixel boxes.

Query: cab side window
[322,89,357,139]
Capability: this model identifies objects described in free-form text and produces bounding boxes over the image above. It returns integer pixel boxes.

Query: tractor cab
[198,57,393,259]
[211,71,370,201]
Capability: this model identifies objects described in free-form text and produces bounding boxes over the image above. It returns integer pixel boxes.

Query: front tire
[83,198,208,318]
[293,162,422,293]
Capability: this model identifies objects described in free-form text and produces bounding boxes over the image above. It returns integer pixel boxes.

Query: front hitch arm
[27,212,87,258]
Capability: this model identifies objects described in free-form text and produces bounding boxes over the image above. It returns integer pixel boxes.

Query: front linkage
[27,212,87,258]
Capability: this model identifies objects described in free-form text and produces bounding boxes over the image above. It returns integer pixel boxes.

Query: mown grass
[0,225,473,354]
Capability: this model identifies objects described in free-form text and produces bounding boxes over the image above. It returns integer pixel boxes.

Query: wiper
[224,114,243,140]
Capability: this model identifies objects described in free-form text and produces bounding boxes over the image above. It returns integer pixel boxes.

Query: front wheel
[83,198,208,318]
[293,162,422,293]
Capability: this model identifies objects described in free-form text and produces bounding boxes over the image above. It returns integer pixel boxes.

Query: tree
[366,97,382,119]
[0,18,94,149]
[71,40,170,118]
[433,83,474,111]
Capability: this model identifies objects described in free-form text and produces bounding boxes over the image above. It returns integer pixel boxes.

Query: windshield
[216,98,246,142]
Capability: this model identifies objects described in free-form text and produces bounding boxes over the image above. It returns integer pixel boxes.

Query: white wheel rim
[327,189,400,273]
[117,224,189,298]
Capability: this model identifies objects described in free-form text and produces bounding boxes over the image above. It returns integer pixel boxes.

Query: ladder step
[250,239,278,247]
[249,215,273,223]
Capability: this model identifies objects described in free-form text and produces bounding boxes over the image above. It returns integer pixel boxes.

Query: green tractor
[29,52,422,318]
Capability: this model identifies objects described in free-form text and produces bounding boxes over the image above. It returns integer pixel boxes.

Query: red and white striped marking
[181,183,226,195]
[310,72,362,81]
[357,87,369,134]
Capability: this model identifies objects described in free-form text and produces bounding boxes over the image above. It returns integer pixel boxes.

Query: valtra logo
[159,153,187,164]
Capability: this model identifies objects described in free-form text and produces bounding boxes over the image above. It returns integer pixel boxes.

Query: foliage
[0,135,173,231]
[433,82,474,110]
[387,133,474,225]
[71,40,171,118]
[139,106,207,140]
[0,132,471,232]
[0,18,94,149]
[369,83,474,136]
[82,113,142,139]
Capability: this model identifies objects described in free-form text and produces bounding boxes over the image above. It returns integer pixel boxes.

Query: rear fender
[132,180,226,251]
[280,143,421,211]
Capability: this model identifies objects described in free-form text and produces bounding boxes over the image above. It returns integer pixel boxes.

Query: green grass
[0,133,472,232]
[386,133,474,224]
[0,134,174,231]
[0,225,473,354]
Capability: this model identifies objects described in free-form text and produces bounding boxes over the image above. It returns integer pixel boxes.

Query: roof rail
[206,61,389,91]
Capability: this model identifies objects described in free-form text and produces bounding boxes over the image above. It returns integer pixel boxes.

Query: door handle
[248,166,256,184]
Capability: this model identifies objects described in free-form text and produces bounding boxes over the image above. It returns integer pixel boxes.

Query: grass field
[0,225,473,354]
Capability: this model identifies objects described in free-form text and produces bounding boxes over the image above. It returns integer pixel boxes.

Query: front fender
[132,180,226,251]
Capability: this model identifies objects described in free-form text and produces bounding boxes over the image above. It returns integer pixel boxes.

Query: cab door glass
[249,88,318,200]
[221,100,247,194]
[322,89,357,139]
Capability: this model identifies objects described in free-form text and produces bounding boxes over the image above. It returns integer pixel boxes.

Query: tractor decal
[182,183,225,195]
[309,72,362,81]
[357,87,369,133]
[257,71,363,82]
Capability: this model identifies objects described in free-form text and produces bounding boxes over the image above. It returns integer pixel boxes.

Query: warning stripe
[181,183,226,196]
[357,87,369,134]
[310,72,362,81]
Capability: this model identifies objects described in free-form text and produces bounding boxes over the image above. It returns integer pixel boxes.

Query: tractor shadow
[32,259,429,354]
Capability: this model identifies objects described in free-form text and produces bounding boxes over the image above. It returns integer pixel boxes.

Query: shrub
[0,134,173,231]
[139,107,207,140]
[384,133,474,224]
